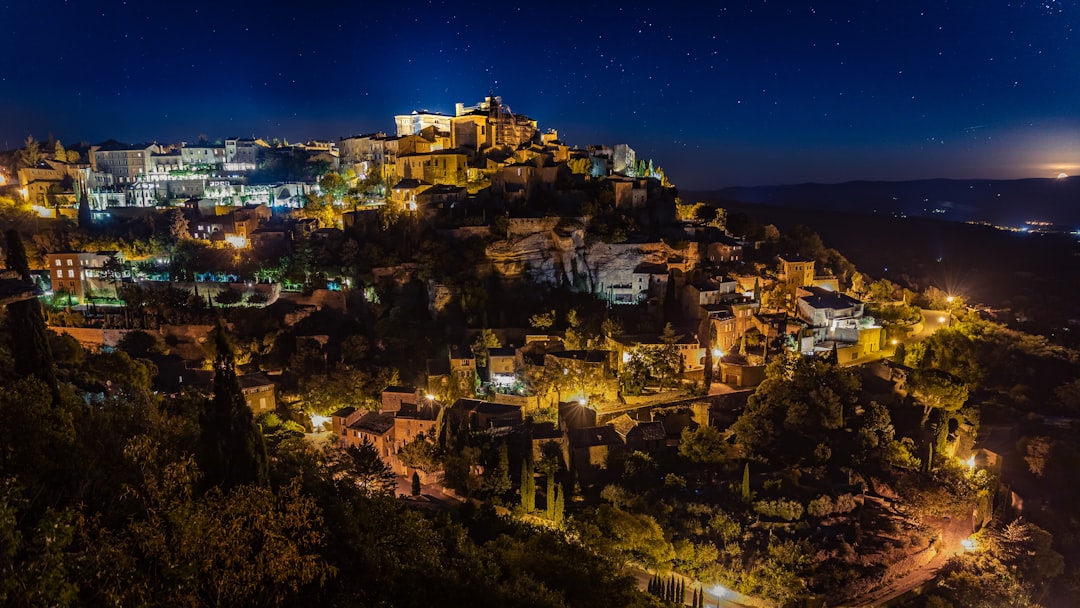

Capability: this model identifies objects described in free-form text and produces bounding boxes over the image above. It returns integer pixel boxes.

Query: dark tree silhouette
[4,230,60,403]
[197,321,269,491]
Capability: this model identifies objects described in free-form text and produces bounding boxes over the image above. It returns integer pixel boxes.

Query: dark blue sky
[2,0,1078,188]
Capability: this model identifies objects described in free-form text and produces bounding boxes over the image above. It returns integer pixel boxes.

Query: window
[67,270,74,278]
[66,259,73,266]
[55,269,62,278]
[54,259,61,267]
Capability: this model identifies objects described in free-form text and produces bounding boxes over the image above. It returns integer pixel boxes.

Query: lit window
[54,259,61,266]
[66,259,72,266]
[67,270,74,278]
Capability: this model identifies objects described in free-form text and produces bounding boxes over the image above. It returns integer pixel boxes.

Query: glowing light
[31,205,54,218]
[891,339,899,345]
[19,187,29,198]
[622,352,632,363]
[1058,172,1069,179]
[961,537,978,552]
[938,316,947,324]
[712,348,723,358]
[425,393,435,401]
[310,414,330,429]
[0,174,6,185]
[224,235,248,248]
[707,584,730,599]
[946,296,954,304]
[966,455,976,471]
[578,398,588,406]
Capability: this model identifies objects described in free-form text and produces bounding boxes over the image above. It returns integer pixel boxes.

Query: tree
[318,171,348,201]
[54,140,66,161]
[470,328,501,369]
[168,208,191,242]
[411,471,421,496]
[892,342,907,365]
[520,456,536,512]
[483,441,512,499]
[529,310,555,331]
[214,286,243,306]
[731,352,861,467]
[397,437,441,472]
[197,322,269,491]
[552,482,565,527]
[908,368,968,425]
[77,192,92,228]
[331,442,396,495]
[14,135,43,169]
[741,462,751,503]
[546,474,557,520]
[679,425,727,464]
[4,230,60,403]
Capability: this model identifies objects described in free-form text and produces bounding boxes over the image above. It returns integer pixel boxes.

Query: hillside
[687,195,1080,339]
[688,176,1080,229]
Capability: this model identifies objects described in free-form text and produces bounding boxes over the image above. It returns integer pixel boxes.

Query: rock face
[486,217,694,295]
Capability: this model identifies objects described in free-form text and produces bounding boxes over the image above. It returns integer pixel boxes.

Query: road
[849,515,971,607]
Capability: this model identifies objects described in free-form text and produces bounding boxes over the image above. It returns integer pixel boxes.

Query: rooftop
[798,286,862,310]
[568,425,622,448]
[348,411,396,435]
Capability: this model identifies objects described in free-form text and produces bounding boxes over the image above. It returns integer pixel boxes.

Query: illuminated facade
[90,142,158,183]
[778,254,815,287]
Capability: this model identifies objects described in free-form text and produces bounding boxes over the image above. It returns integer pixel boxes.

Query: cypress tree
[680,580,686,604]
[411,471,421,496]
[553,482,565,527]
[520,457,535,512]
[741,462,751,503]
[77,189,93,229]
[197,321,269,491]
[893,342,907,365]
[4,230,60,404]
[546,474,556,520]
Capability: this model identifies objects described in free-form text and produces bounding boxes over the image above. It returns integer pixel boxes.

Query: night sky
[2,0,1079,188]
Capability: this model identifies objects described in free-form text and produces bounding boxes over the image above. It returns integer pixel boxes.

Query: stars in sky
[0,0,1078,187]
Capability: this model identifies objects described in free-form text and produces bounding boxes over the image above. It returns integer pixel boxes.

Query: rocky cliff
[486,217,693,294]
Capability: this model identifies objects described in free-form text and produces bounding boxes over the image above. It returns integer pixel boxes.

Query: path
[848,516,971,607]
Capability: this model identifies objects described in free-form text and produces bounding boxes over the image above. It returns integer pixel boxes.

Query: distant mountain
[685,177,1080,230]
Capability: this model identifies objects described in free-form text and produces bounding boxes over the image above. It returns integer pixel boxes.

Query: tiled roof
[348,412,395,435]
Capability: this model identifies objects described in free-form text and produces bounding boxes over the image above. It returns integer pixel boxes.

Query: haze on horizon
[2,0,1078,189]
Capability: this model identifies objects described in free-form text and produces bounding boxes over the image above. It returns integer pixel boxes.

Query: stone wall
[49,327,133,351]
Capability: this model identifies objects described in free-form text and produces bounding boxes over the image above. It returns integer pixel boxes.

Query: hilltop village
[0,96,1077,607]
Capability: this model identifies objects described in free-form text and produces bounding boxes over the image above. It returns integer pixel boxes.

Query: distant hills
[685,177,1080,230]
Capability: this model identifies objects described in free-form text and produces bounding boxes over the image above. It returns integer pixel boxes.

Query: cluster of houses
[11,94,667,223]
[330,383,676,483]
